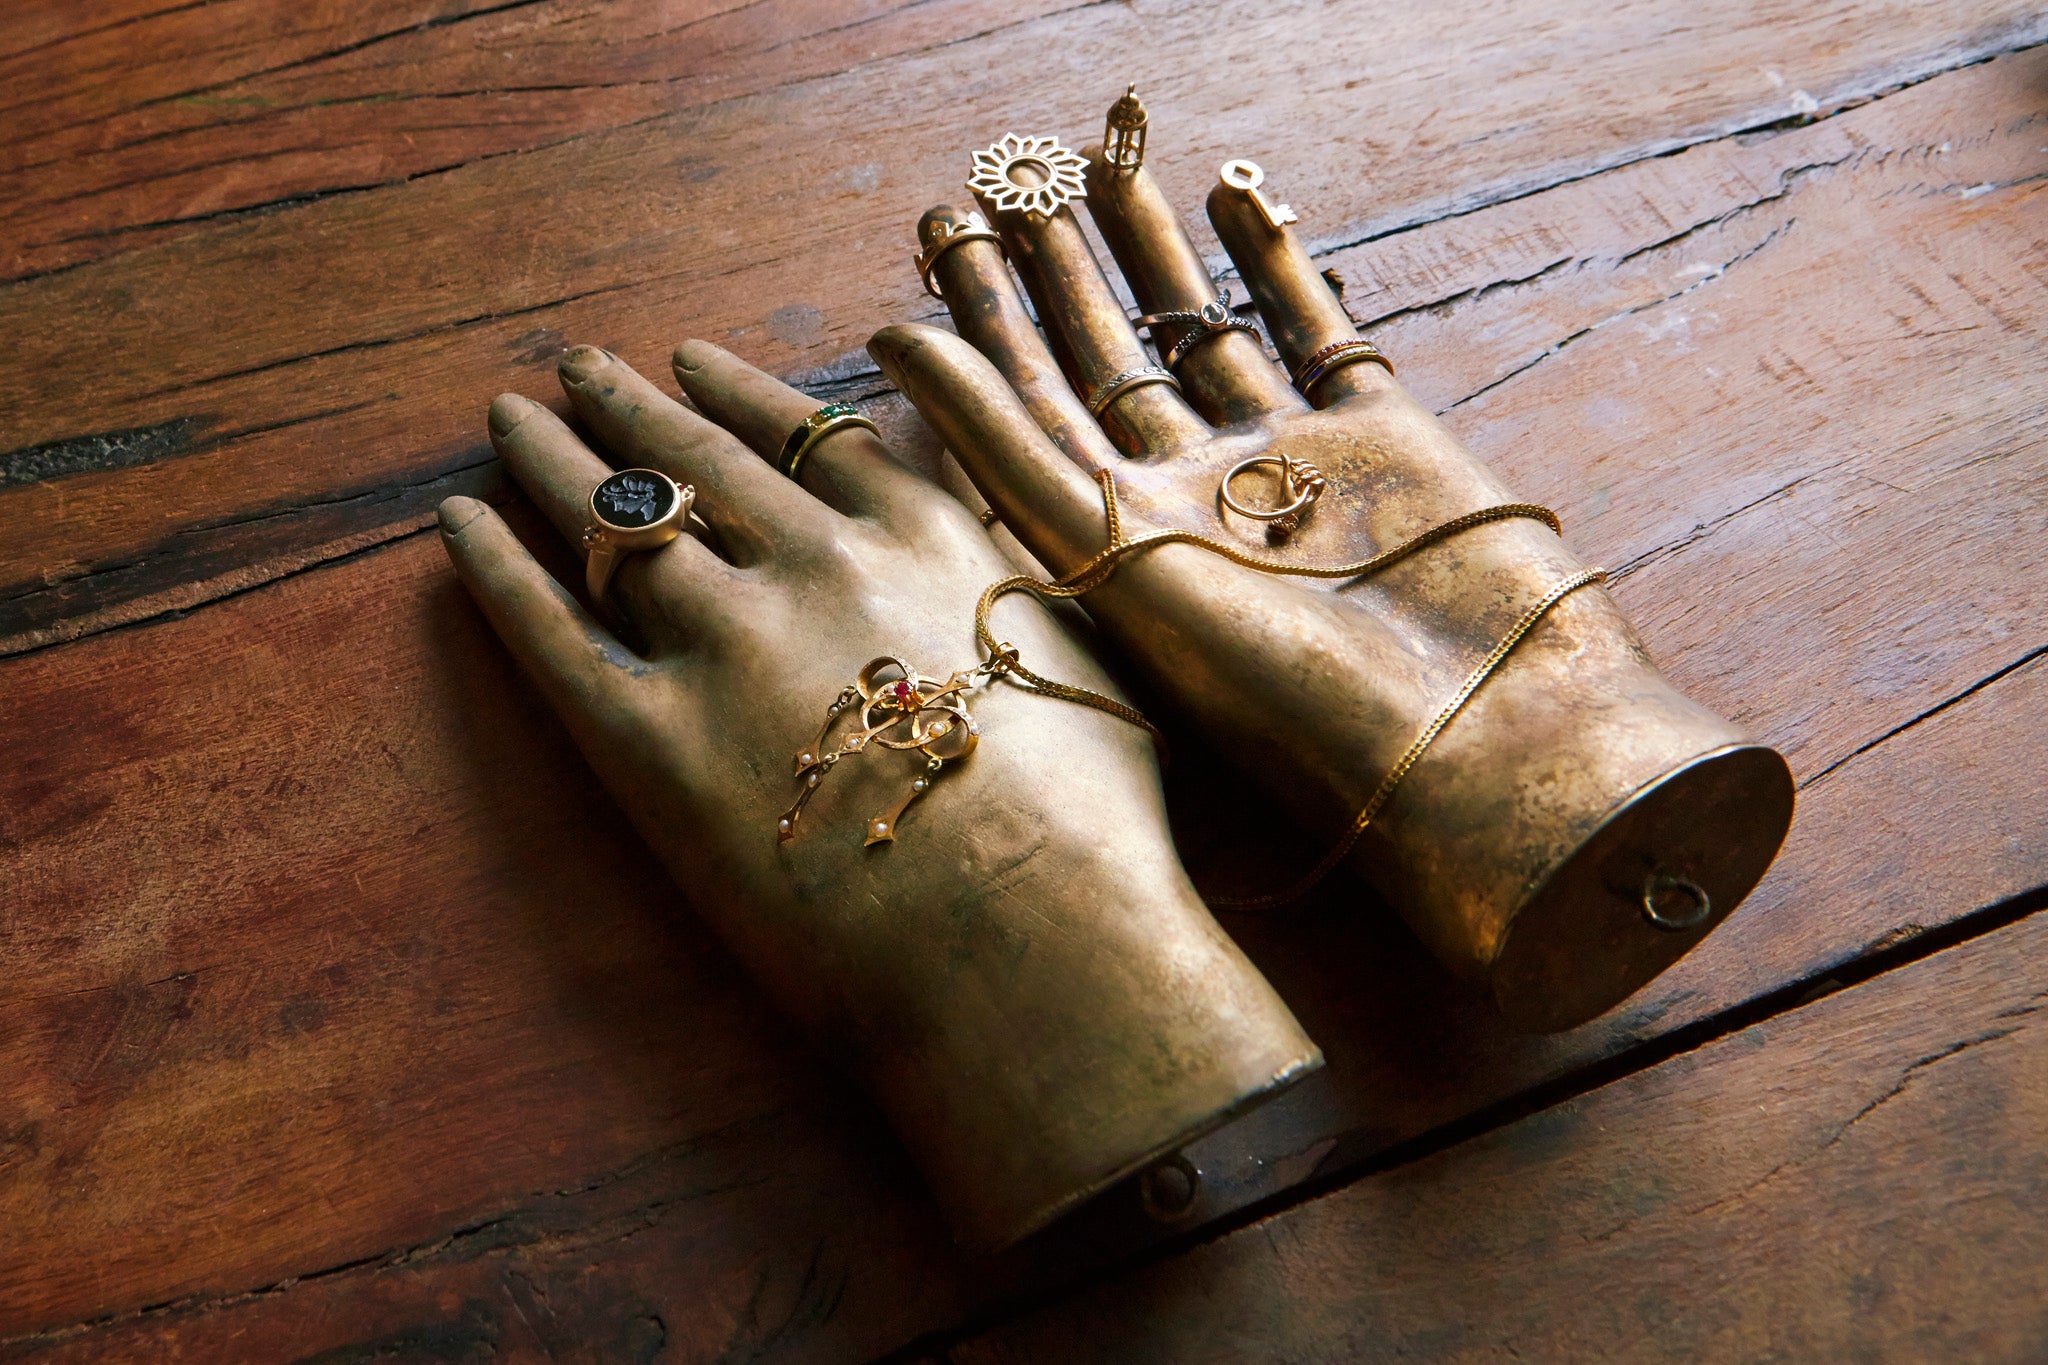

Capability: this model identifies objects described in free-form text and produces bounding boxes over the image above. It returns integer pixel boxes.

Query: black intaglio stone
[593,470,674,528]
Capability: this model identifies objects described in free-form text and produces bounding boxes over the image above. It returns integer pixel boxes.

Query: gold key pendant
[1219,159,1297,230]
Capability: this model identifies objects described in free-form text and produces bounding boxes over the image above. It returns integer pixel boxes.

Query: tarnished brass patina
[439,344,1319,1248]
[871,120,1794,1032]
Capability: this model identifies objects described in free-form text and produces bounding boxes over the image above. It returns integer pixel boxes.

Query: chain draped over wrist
[971,469,1605,908]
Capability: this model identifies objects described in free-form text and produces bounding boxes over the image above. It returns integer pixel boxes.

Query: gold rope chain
[973,468,1607,909]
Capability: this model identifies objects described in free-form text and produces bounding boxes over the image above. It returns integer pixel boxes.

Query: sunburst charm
[967,133,1088,221]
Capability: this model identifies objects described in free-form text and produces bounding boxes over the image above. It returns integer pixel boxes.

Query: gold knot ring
[1218,453,1327,537]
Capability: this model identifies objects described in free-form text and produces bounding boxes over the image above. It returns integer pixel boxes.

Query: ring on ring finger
[585,467,696,610]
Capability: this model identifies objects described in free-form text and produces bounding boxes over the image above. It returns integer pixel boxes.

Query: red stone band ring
[1290,338,1395,395]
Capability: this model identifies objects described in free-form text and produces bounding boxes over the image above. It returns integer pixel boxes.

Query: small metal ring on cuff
[1641,873,1713,932]
[1085,365,1181,419]
[778,402,880,482]
[914,213,1005,300]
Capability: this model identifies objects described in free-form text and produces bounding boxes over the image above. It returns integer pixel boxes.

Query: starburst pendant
[966,133,1088,221]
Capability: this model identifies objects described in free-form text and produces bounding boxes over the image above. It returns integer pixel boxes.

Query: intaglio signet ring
[584,467,694,609]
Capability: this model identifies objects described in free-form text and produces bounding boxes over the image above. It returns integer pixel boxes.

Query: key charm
[1219,159,1297,230]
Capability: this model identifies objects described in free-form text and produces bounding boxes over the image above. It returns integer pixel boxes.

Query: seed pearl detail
[872,821,890,837]
[913,778,929,791]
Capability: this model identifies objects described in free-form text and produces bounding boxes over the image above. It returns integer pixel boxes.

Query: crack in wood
[0,0,1113,279]
[1799,644,2048,790]
[0,1119,783,1354]
[1436,219,1795,415]
[877,882,2048,1364]
[1276,17,2048,268]
[1667,1022,2030,1229]
[0,0,559,147]
[0,419,200,487]
[0,0,222,65]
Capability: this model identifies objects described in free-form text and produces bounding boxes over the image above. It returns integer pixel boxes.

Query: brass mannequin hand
[437,343,1317,1248]
[871,137,1794,1032]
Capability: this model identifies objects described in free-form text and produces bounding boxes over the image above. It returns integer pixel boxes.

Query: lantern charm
[1104,84,1149,174]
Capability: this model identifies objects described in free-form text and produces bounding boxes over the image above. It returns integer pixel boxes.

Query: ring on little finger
[1290,338,1395,396]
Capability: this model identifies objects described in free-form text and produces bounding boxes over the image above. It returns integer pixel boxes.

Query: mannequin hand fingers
[670,339,937,533]
[1208,166,1396,411]
[488,393,730,649]
[919,204,1121,472]
[438,496,665,729]
[965,182,1208,455]
[869,322,1116,578]
[555,345,814,564]
[1081,147,1302,426]
[488,392,612,547]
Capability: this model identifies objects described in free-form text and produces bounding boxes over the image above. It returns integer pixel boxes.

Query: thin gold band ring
[1085,365,1181,419]
[914,214,1005,299]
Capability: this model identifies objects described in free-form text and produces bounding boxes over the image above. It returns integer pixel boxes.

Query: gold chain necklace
[791,469,1604,909]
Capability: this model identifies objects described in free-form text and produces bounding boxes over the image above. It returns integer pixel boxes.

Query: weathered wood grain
[0,0,1092,279]
[1,46,2042,1361]
[1147,43,2048,1233]
[951,904,2048,1364]
[4,0,2043,651]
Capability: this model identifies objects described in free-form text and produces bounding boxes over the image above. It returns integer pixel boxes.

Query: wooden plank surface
[4,0,2043,651]
[950,893,2048,1363]
[0,0,1095,280]
[2,21,2042,1357]
[4,34,2048,1365]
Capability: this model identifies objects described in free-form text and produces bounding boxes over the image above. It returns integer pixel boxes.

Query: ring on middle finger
[1132,289,1261,371]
